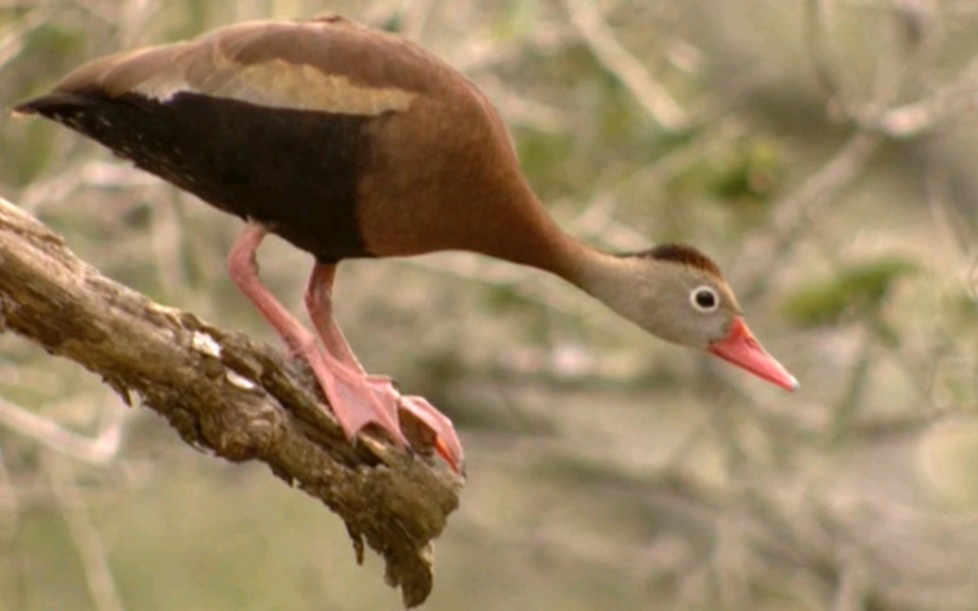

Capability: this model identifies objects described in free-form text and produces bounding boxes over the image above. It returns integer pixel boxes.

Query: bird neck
[558,244,658,326]
[472,184,660,327]
[501,211,658,329]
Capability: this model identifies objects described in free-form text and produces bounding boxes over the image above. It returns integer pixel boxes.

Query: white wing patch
[133,52,416,116]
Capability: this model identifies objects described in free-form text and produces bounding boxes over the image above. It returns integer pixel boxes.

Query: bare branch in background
[0,448,17,535]
[877,54,978,136]
[564,0,689,131]
[736,130,884,295]
[805,0,850,119]
[736,0,970,294]
[805,0,977,138]
[0,397,123,465]
[0,197,462,608]
[46,457,126,611]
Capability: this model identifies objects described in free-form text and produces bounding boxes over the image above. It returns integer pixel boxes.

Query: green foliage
[2,23,87,185]
[3,119,57,185]
[670,134,785,206]
[706,137,784,204]
[781,258,918,328]
[490,0,541,40]
[6,21,85,101]
[514,128,579,195]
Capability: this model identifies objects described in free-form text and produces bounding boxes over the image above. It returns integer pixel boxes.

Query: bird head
[580,244,798,391]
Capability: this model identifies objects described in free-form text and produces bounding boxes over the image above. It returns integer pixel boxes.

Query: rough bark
[0,196,462,608]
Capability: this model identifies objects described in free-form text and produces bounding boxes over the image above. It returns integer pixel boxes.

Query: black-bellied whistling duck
[14,15,797,473]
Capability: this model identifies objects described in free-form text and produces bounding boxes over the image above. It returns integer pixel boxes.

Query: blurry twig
[805,0,850,119]
[402,255,631,336]
[738,0,946,295]
[924,166,972,259]
[746,0,974,302]
[395,0,435,41]
[563,0,689,132]
[0,446,16,534]
[876,55,978,137]
[805,0,978,139]
[0,398,123,465]
[17,159,156,215]
[737,130,883,297]
[0,3,53,70]
[828,328,872,443]
[478,75,574,132]
[46,457,126,611]
[831,547,867,611]
[149,190,191,302]
[117,0,157,47]
[968,255,978,305]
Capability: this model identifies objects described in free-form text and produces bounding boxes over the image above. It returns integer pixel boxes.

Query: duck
[13,15,798,473]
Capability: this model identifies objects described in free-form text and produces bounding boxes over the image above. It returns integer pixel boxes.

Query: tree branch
[0,195,462,608]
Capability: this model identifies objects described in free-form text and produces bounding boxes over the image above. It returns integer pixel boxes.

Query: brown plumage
[14,15,797,472]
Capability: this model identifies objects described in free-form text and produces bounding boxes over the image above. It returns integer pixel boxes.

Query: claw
[303,261,464,471]
[311,356,463,472]
[231,245,465,472]
[399,395,464,474]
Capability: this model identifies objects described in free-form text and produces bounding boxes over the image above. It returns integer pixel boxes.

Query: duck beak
[708,316,799,391]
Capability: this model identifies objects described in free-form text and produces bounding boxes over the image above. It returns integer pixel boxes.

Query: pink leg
[226,224,407,448]
[303,264,369,373]
[305,263,464,471]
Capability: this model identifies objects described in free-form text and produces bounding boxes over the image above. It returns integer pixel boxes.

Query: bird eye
[690,285,719,313]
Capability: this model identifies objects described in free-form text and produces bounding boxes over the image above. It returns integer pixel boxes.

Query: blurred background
[2,0,978,609]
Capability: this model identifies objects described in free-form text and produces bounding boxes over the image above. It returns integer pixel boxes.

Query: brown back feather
[50,18,460,104]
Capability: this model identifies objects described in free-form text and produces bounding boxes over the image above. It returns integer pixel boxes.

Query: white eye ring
[690,285,719,313]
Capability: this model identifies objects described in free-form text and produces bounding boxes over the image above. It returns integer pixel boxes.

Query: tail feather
[12,90,141,153]
[14,88,209,202]
[12,91,101,119]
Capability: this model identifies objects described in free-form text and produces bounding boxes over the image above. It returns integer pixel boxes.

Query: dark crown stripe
[624,243,722,277]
